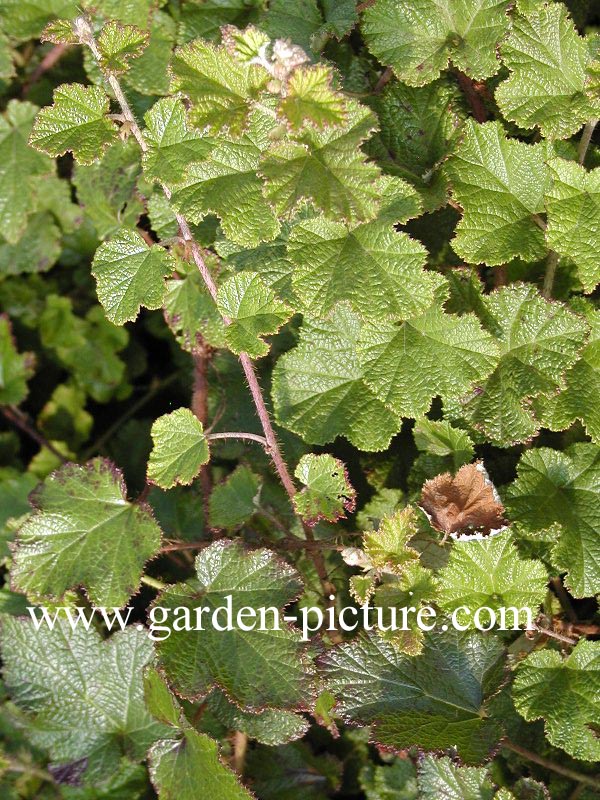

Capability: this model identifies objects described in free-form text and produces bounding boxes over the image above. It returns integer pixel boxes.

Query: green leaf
[0,213,60,277]
[495,2,599,140]
[206,689,309,745]
[217,272,291,358]
[163,256,227,352]
[73,139,143,240]
[545,157,600,293]
[125,10,176,96]
[29,84,118,165]
[97,21,148,75]
[143,98,214,185]
[363,507,420,572]
[293,453,356,524]
[149,729,254,800]
[358,303,498,419]
[413,418,474,471]
[418,756,495,800]
[170,40,268,134]
[445,121,550,265]
[0,618,170,781]
[262,0,322,52]
[506,443,600,598]
[92,228,175,325]
[436,531,547,627]
[208,465,261,529]
[170,113,280,248]
[0,30,15,80]
[366,79,465,211]
[272,305,401,451]
[0,314,34,405]
[260,101,384,224]
[322,0,358,39]
[148,408,210,490]
[11,458,161,607]
[323,628,504,763]
[287,207,441,322]
[279,65,346,131]
[461,284,587,445]
[38,383,93,449]
[362,0,510,86]
[0,100,53,244]
[540,305,600,443]
[360,759,418,800]
[0,0,78,42]
[512,640,600,761]
[154,539,313,708]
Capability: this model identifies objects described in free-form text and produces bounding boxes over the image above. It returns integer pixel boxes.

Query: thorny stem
[0,405,68,463]
[578,119,597,165]
[503,741,600,788]
[82,19,335,602]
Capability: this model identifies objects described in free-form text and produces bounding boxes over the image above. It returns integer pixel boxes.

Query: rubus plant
[0,0,599,797]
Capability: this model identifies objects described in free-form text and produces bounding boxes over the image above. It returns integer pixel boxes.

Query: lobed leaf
[293,453,356,524]
[147,408,210,490]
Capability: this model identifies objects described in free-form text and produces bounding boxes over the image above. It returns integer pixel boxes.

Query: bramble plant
[0,0,599,797]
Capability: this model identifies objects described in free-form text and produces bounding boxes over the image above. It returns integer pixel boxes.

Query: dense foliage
[0,0,599,797]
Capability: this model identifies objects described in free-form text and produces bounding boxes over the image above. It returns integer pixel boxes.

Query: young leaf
[142,97,214,185]
[11,458,162,607]
[170,40,268,134]
[170,113,280,247]
[462,284,587,446]
[358,304,498,419]
[1,618,170,782]
[445,121,550,265]
[208,465,261,529]
[260,101,384,224]
[436,531,547,627]
[0,315,34,405]
[287,212,438,322]
[217,272,291,358]
[362,507,420,572]
[149,730,254,800]
[545,157,600,293]
[496,2,599,140]
[154,539,313,708]
[29,84,118,165]
[0,0,78,42]
[540,306,600,444]
[506,443,600,598]
[323,628,504,764]
[420,461,506,537]
[362,0,510,87]
[91,229,175,325]
[272,304,401,451]
[97,20,148,75]
[292,453,356,525]
[512,640,600,761]
[0,100,53,244]
[148,408,210,490]
[279,65,346,130]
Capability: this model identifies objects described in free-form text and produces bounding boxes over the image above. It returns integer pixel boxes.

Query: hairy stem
[231,731,248,775]
[192,346,214,532]
[206,431,269,447]
[503,741,599,788]
[578,119,597,165]
[82,21,334,601]
[140,574,167,591]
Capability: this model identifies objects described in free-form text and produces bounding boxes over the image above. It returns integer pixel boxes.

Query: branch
[1,405,68,463]
[503,741,600,788]
[206,431,269,447]
[80,18,336,606]
[23,43,70,96]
